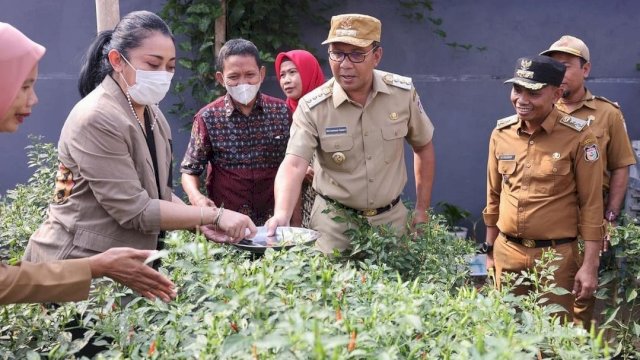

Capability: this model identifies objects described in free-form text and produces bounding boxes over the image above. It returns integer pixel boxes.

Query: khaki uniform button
[552,168,557,173]
[518,207,524,212]
[522,186,528,190]
[529,140,534,145]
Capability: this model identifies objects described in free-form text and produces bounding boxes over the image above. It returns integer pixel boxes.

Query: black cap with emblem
[504,55,565,90]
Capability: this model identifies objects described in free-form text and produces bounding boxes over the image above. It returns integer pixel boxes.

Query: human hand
[304,166,314,183]
[411,208,429,229]
[192,196,216,208]
[89,248,177,302]
[485,252,495,271]
[573,263,598,301]
[199,225,243,244]
[216,209,257,241]
[265,214,290,236]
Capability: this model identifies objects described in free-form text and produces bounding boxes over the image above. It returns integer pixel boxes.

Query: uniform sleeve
[0,259,91,304]
[575,130,605,241]
[406,89,434,147]
[180,113,212,176]
[606,110,636,170]
[64,109,161,233]
[483,132,501,226]
[285,103,318,163]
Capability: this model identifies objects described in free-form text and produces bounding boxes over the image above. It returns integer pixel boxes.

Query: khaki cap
[540,35,590,62]
[322,14,381,47]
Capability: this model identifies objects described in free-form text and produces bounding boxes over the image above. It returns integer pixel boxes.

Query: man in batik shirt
[181,39,290,225]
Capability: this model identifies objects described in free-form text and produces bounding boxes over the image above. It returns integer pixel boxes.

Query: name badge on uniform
[498,154,515,160]
[325,126,348,136]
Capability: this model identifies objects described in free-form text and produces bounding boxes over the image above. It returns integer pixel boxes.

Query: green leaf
[199,41,214,53]
[626,288,637,302]
[603,306,620,326]
[548,287,571,296]
[178,58,193,70]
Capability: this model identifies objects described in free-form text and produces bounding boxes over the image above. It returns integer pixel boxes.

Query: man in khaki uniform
[266,14,435,253]
[540,35,637,326]
[483,55,604,321]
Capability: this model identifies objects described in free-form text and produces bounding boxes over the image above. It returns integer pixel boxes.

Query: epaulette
[381,72,412,90]
[303,79,333,109]
[593,95,620,108]
[559,115,588,132]
[496,115,518,129]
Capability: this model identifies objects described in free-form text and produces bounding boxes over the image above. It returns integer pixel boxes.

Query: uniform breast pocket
[498,159,516,191]
[381,123,408,164]
[319,135,355,172]
[536,159,571,194]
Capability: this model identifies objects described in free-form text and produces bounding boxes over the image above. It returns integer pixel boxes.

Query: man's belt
[318,194,400,217]
[500,232,576,248]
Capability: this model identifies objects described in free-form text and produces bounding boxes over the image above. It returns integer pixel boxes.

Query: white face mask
[121,55,173,105]
[226,83,260,105]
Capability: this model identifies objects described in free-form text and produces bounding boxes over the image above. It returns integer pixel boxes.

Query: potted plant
[436,201,471,239]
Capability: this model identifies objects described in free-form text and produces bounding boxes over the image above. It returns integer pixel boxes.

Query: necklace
[126,92,158,133]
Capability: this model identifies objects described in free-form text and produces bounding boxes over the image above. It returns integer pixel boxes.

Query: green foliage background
[160,0,337,121]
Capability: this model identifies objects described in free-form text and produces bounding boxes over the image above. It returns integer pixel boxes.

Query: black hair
[77,10,174,98]
[579,57,588,67]
[216,38,261,72]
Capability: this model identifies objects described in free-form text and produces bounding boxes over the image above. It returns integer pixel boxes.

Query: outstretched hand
[215,210,257,241]
[89,248,177,302]
[265,214,290,237]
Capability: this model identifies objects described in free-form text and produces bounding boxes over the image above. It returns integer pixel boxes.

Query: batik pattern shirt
[181,93,291,224]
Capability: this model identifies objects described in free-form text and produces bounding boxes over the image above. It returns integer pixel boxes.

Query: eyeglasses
[328,46,378,63]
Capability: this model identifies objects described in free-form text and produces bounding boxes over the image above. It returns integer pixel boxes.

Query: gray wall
[2,1,639,238]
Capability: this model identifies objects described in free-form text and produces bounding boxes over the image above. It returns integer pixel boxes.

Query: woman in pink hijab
[0,22,176,304]
[0,23,44,133]
[275,50,325,227]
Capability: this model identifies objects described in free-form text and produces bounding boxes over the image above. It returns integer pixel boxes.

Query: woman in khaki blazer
[0,23,175,304]
[23,11,256,263]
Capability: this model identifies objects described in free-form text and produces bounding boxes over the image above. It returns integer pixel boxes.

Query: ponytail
[78,30,113,98]
[76,11,173,98]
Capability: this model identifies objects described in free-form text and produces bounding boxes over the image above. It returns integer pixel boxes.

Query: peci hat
[504,55,565,90]
[322,14,381,47]
[540,35,590,62]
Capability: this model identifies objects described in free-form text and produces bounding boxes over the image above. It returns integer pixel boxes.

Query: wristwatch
[477,242,493,254]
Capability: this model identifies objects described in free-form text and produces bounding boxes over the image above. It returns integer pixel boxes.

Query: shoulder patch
[559,115,588,132]
[594,95,620,108]
[496,115,518,129]
[304,80,333,109]
[382,72,412,90]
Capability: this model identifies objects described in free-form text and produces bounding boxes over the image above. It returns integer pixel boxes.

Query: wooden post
[95,0,120,32]
[214,0,227,57]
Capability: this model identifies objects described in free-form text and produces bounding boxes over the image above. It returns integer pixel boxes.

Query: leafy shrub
[0,136,57,264]
[0,140,637,359]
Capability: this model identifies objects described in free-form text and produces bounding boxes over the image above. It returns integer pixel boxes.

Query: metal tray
[232,226,320,253]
